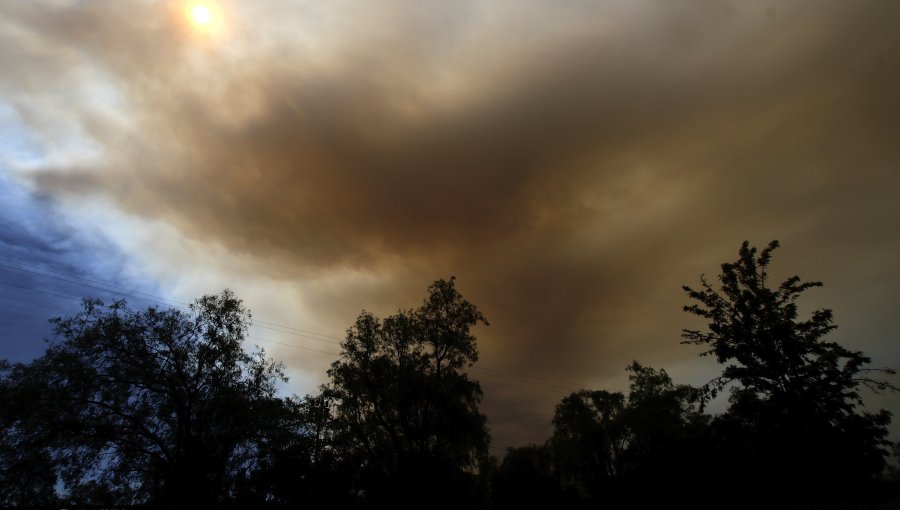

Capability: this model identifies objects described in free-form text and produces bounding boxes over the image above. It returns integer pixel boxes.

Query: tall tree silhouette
[0,291,292,508]
[325,277,490,508]
[682,240,897,500]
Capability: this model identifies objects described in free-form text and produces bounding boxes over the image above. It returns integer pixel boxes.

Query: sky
[1,0,898,449]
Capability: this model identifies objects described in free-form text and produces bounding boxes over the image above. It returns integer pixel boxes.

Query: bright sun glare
[190,4,212,26]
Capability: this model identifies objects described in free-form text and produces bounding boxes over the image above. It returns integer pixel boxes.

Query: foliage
[551,389,627,489]
[234,393,351,506]
[0,361,61,506]
[492,444,574,509]
[541,363,705,505]
[682,240,898,497]
[2,257,897,508]
[0,291,290,508]
[324,277,490,508]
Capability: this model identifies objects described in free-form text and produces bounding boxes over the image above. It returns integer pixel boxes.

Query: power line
[248,327,572,393]
[245,330,576,398]
[472,365,588,389]
[251,322,343,346]
[0,260,338,345]
[2,277,585,395]
[0,260,186,309]
[0,259,344,347]
[0,256,189,308]
[481,379,565,395]
[0,256,593,392]
[247,334,341,357]
[252,318,343,341]
[0,280,84,303]
[2,277,539,454]
[2,266,567,447]
[469,366,580,392]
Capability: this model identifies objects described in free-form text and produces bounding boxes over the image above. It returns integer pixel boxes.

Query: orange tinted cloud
[2,0,898,445]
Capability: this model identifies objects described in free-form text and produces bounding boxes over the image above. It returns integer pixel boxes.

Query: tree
[682,240,897,498]
[234,393,352,507]
[324,277,490,508]
[618,362,707,482]
[492,444,573,510]
[551,388,627,493]
[0,291,291,508]
[547,362,704,506]
[0,361,61,507]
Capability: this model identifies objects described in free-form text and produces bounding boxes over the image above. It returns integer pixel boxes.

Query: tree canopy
[324,277,491,508]
[1,251,897,508]
[682,240,897,499]
[546,363,704,505]
[0,291,291,507]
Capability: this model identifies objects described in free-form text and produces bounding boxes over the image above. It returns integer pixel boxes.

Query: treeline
[1,241,898,508]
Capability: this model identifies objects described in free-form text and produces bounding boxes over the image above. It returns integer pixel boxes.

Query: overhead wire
[0,256,592,393]
[1,259,569,452]
[247,334,340,357]
[0,279,84,303]
[0,256,189,308]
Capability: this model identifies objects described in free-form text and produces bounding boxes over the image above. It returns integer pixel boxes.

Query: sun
[185,2,224,35]
[190,4,213,26]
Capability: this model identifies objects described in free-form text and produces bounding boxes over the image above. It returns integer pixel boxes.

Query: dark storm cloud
[0,172,143,362]
[2,0,898,444]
